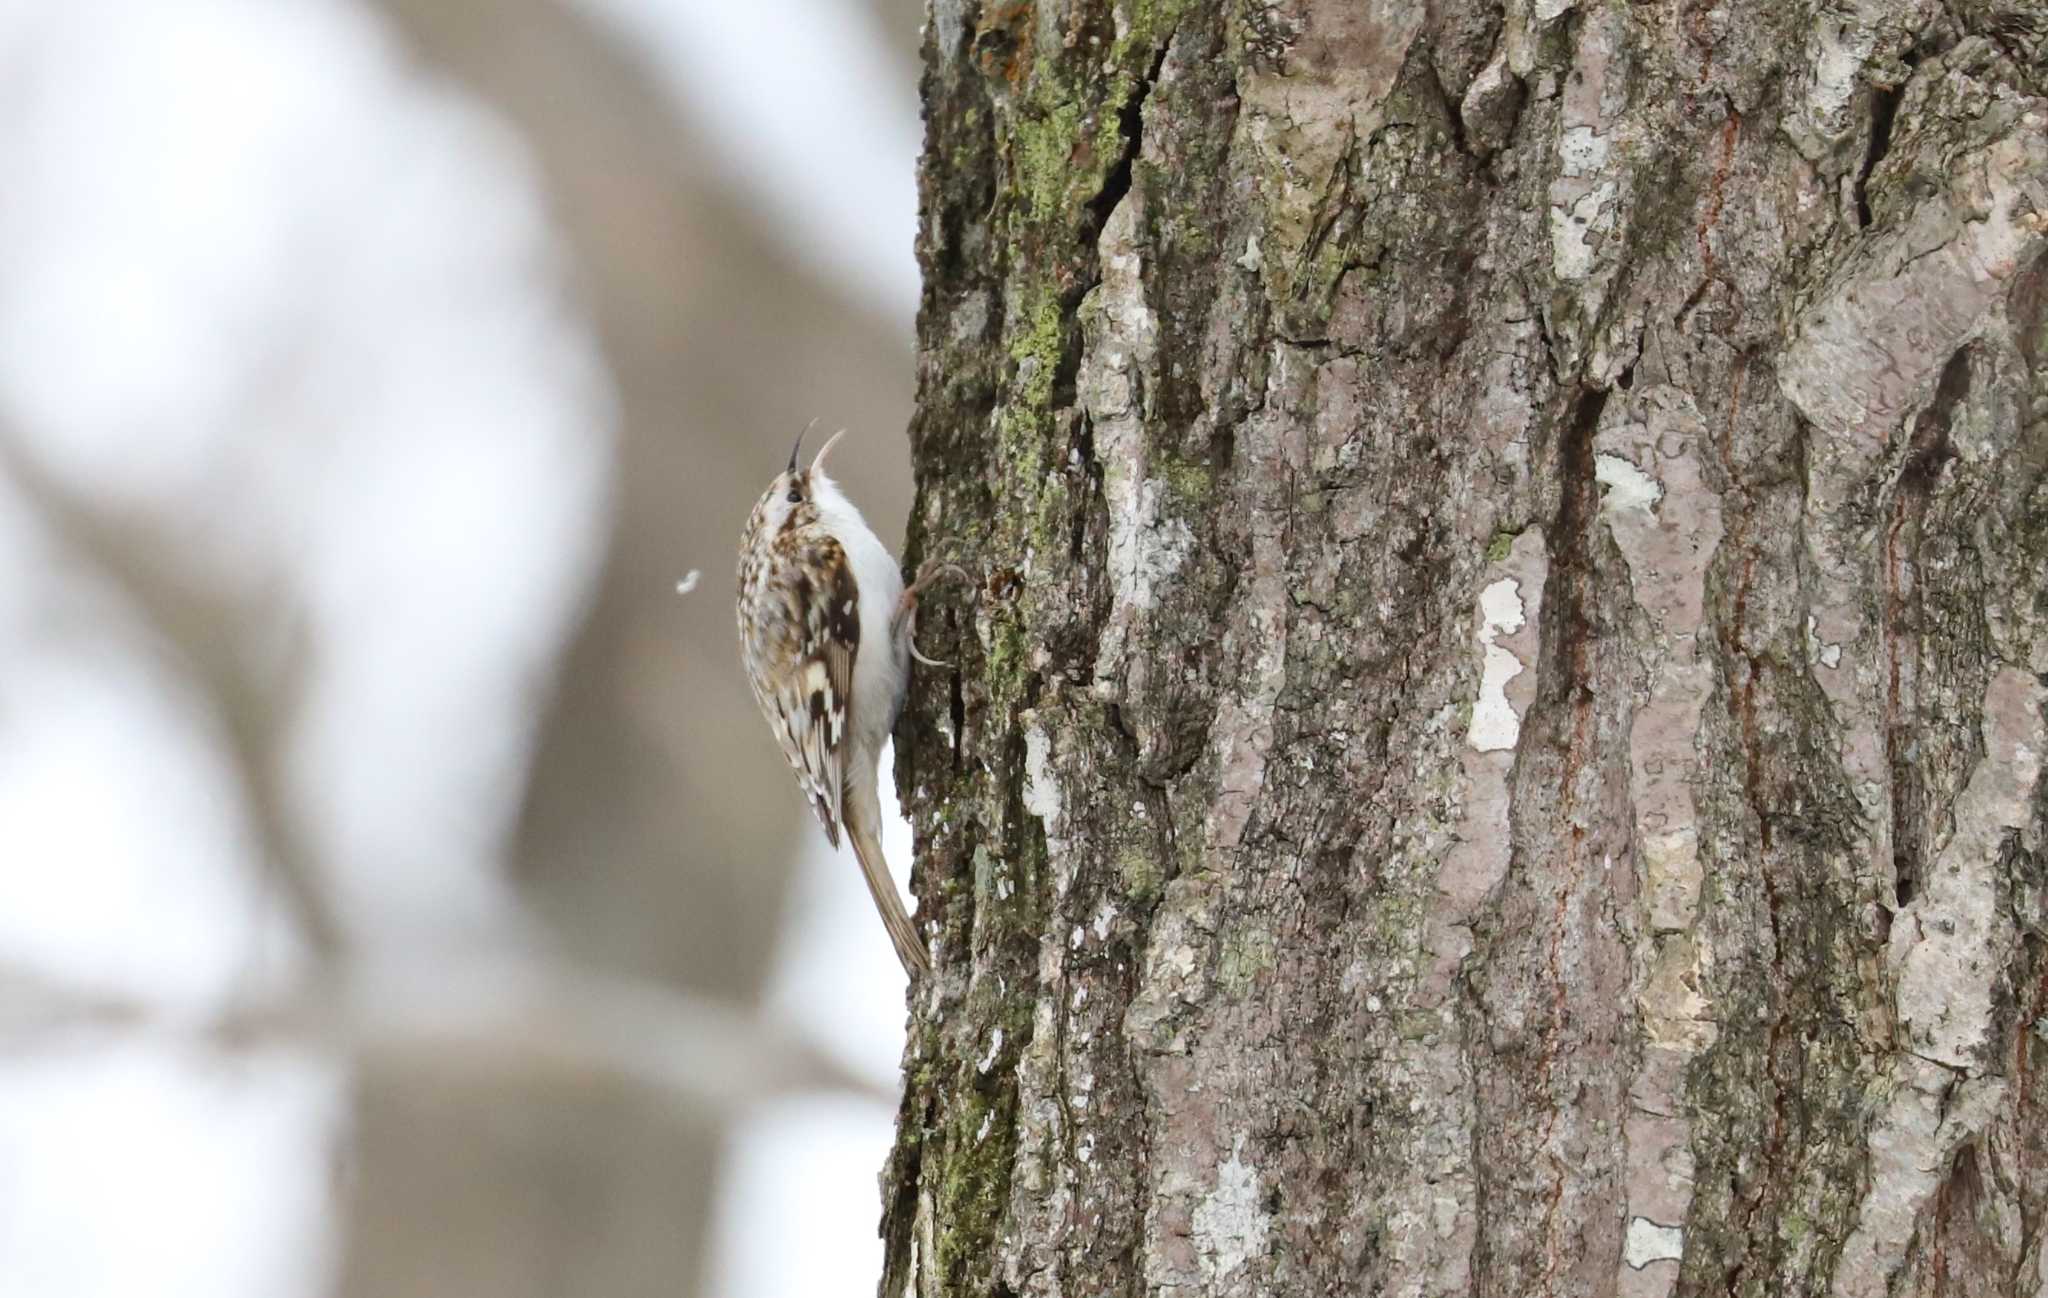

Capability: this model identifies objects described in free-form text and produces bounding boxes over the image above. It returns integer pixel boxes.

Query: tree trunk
[886,2,2048,1295]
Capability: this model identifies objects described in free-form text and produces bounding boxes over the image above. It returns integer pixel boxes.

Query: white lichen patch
[1430,528,1547,1008]
[1532,2,1631,378]
[977,1026,1005,1074]
[1105,482,1194,617]
[1625,1217,1683,1269]
[1559,124,1610,177]
[1595,452,1663,513]
[1804,615,1843,670]
[1190,1134,1272,1282]
[1023,721,1061,831]
[1425,524,1548,1031]
[1544,2,1624,292]
[1549,181,1618,282]
[1469,578,1528,752]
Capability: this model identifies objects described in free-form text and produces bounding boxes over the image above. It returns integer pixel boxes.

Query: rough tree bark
[886,0,2048,1294]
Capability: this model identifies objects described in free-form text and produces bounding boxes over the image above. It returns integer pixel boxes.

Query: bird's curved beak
[786,418,819,476]
[810,427,848,478]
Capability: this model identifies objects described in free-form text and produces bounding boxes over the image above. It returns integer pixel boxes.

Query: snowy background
[0,2,924,1296]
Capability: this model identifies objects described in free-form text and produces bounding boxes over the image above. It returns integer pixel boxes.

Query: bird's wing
[761,531,861,846]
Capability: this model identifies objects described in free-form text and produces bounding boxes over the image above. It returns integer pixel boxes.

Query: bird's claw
[894,561,974,664]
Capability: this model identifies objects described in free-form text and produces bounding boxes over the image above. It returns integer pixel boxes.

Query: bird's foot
[894,561,972,666]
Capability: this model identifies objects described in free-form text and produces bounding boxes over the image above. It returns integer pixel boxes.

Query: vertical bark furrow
[1884,347,1973,913]
[1466,376,1638,1298]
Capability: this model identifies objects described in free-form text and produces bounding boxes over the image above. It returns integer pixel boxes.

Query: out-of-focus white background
[0,2,924,1296]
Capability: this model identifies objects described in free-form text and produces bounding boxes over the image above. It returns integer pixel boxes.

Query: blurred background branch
[0,956,889,1110]
[0,428,341,960]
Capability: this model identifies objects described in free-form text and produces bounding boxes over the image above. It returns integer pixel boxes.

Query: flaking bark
[888,3,2048,1295]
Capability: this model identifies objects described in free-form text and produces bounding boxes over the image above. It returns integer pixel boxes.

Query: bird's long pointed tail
[846,810,930,978]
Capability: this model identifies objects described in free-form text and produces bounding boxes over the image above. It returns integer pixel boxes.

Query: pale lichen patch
[1189,1134,1272,1282]
[1023,720,1061,833]
[1550,181,1619,282]
[1624,1217,1684,1269]
[1429,529,1548,1004]
[1469,577,1529,752]
[1559,124,1610,177]
[1804,614,1843,670]
[1595,452,1663,513]
[1541,3,1629,370]
[1107,488,1194,617]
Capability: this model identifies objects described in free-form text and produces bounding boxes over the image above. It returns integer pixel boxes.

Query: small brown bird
[735,426,950,977]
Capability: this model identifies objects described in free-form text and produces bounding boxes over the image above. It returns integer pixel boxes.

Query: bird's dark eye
[786,488,802,504]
